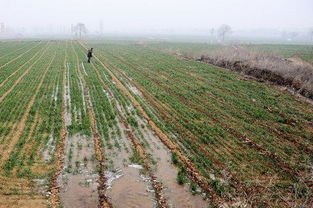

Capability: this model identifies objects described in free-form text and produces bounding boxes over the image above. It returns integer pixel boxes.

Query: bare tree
[217,24,232,41]
[73,23,87,39]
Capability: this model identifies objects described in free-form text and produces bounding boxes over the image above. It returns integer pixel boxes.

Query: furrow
[73,44,112,208]
[89,60,169,208]
[0,42,47,88]
[78,41,225,206]
[0,41,42,70]
[0,42,51,103]
[0,52,56,166]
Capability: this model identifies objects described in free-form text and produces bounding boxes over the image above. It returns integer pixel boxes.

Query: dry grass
[195,46,313,99]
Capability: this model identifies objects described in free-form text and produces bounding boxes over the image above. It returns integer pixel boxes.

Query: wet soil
[59,134,99,208]
[104,121,155,208]
[134,115,208,208]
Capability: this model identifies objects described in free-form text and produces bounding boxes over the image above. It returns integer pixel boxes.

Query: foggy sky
[1,0,313,33]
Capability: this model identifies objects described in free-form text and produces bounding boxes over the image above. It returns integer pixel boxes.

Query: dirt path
[0,42,51,103]
[0,51,56,166]
[78,41,225,206]
[0,41,42,70]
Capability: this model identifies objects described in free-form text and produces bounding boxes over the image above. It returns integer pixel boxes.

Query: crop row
[87,42,312,206]
[0,41,65,199]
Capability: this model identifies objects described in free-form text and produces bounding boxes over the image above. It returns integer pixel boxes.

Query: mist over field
[1,0,313,207]
[0,0,313,42]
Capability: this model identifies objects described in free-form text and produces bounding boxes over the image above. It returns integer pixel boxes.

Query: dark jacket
[87,50,93,58]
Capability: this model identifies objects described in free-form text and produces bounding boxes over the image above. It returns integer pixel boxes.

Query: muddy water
[58,62,99,208]
[135,117,208,208]
[64,63,71,126]
[105,86,207,207]
[107,167,154,208]
[104,121,155,208]
[42,135,55,163]
[59,134,99,208]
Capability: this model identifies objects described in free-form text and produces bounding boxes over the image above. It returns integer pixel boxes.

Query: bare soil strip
[90,61,169,208]
[0,52,56,166]
[0,195,45,208]
[0,41,42,70]
[74,45,112,208]
[0,42,51,103]
[0,42,47,88]
[78,42,225,206]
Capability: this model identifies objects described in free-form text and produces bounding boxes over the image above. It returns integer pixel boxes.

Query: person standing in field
[87,48,93,63]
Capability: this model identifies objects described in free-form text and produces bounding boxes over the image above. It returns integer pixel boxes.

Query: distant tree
[217,24,232,41]
[73,23,87,39]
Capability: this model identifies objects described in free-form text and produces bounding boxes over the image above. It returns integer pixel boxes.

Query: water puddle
[64,63,71,126]
[106,166,154,208]
[104,121,155,208]
[81,62,88,76]
[135,116,209,208]
[42,135,55,163]
[59,134,99,208]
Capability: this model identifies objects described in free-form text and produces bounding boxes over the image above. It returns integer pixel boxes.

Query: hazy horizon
[1,0,313,40]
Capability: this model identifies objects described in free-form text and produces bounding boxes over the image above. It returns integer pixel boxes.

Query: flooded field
[1,40,312,208]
